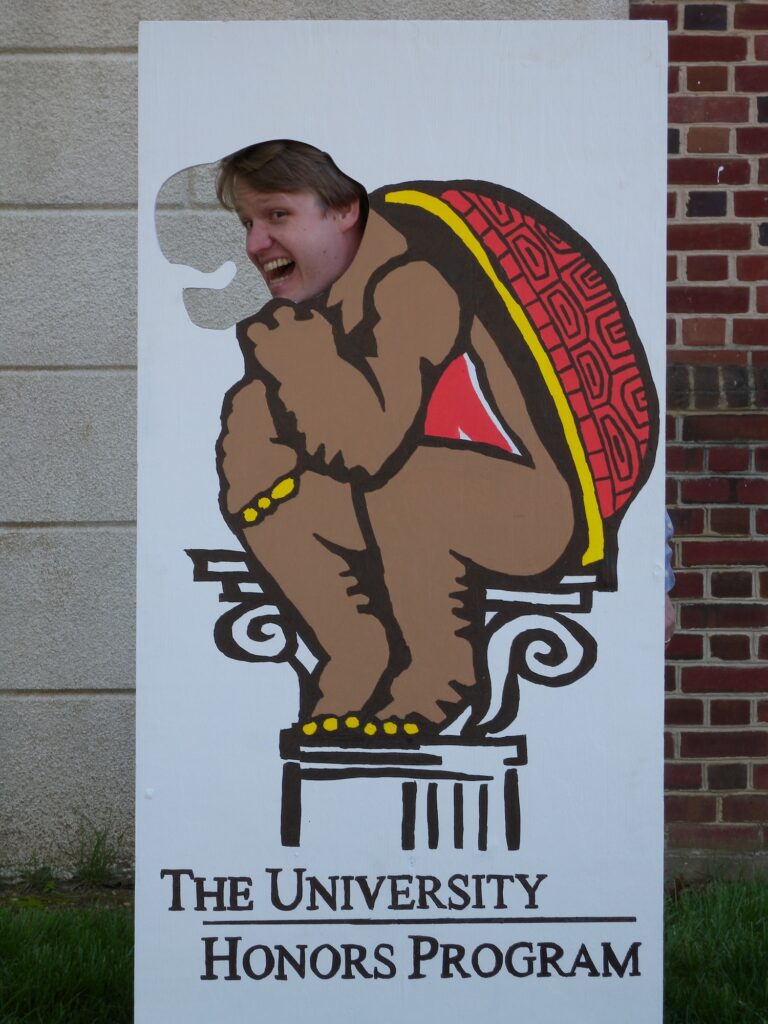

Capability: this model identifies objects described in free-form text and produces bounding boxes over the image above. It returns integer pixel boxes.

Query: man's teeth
[263,258,293,274]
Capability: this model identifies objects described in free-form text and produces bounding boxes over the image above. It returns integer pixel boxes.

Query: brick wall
[632,0,768,871]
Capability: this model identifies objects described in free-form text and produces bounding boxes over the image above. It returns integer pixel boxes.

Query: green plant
[665,877,768,1024]
[59,814,127,886]
[17,855,57,895]
[0,906,133,1024]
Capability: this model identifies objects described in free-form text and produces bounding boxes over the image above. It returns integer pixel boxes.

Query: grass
[664,877,768,1024]
[0,906,132,1024]
[0,879,765,1022]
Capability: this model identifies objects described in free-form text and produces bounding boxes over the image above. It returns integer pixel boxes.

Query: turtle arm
[247,261,461,480]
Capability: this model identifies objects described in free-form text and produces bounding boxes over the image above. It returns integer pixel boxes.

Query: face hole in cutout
[154,162,271,331]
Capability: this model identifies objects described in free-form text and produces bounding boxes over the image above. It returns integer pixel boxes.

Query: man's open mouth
[262,257,295,283]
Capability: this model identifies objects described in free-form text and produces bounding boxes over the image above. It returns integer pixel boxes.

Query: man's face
[234,185,361,303]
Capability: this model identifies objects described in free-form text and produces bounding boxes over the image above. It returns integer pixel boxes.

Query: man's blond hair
[216,139,368,227]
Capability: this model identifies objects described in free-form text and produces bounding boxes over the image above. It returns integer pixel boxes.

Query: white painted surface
[137,20,666,1023]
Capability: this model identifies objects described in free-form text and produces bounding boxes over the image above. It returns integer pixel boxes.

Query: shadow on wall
[154,162,270,330]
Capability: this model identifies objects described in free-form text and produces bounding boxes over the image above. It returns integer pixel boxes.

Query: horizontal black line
[202,916,637,927]
[300,768,494,783]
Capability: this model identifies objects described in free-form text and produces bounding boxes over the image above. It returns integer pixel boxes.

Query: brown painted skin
[219,210,575,725]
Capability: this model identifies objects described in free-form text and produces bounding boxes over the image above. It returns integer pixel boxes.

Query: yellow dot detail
[344,716,360,729]
[403,722,420,736]
[383,721,398,735]
[257,496,271,510]
[322,716,339,732]
[302,721,318,736]
[271,476,296,501]
[242,507,258,523]
[363,722,378,736]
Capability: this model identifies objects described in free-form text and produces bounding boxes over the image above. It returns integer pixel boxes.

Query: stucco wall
[0,0,627,870]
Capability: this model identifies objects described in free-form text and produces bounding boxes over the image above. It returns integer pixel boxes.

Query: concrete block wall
[0,0,627,870]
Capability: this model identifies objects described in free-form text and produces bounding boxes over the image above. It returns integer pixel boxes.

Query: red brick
[710,507,751,534]
[668,223,751,251]
[666,823,762,850]
[734,194,768,218]
[681,318,726,345]
[756,447,768,472]
[667,191,677,219]
[669,35,747,63]
[687,255,728,281]
[672,506,705,535]
[667,255,678,281]
[682,415,768,441]
[666,697,705,725]
[710,571,753,598]
[722,795,768,823]
[760,159,768,184]
[668,287,749,314]
[737,128,768,154]
[708,446,750,472]
[668,158,750,186]
[681,730,768,758]
[665,794,716,823]
[666,663,677,693]
[671,570,705,598]
[757,509,768,534]
[682,664,768,692]
[668,349,748,365]
[710,698,751,724]
[708,763,749,790]
[667,445,705,472]
[759,287,768,314]
[683,602,768,630]
[687,127,732,154]
[762,570,768,599]
[735,65,768,91]
[631,3,678,27]
[665,762,702,790]
[733,320,768,346]
[757,701,768,723]
[670,97,749,123]
[679,96,753,124]
[736,478,768,503]
[665,731,674,758]
[737,256,768,281]
[666,477,679,504]
[669,66,680,94]
[755,764,768,789]
[687,65,729,92]
[680,478,732,503]
[710,635,751,661]
[666,632,705,660]
[734,3,768,30]
[667,317,678,345]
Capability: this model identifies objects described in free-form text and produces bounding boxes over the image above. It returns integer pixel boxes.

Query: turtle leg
[366,446,575,728]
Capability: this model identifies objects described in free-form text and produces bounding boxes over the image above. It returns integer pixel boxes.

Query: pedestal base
[279,731,527,852]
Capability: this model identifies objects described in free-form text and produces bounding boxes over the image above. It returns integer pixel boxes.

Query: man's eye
[241,220,252,231]
[270,210,287,222]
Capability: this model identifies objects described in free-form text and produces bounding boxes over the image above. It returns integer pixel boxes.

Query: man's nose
[246,224,271,260]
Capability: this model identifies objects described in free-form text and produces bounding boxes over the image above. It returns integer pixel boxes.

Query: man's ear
[336,198,361,234]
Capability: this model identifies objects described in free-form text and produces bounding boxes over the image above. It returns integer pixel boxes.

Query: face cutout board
[137,21,667,1024]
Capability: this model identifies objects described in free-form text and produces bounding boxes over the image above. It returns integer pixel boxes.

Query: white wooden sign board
[137,20,667,1024]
